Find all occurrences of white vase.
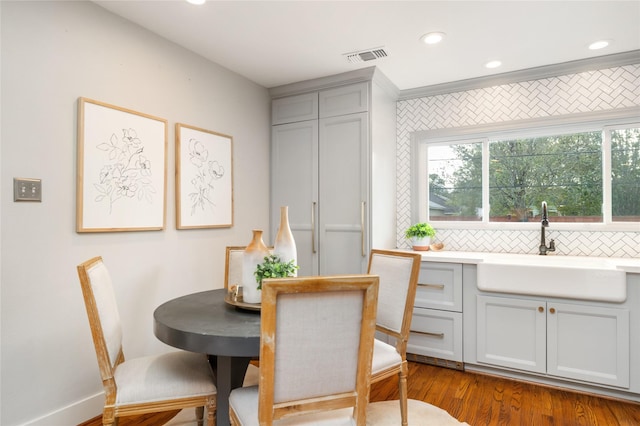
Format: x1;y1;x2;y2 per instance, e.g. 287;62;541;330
273;206;297;276
242;229;269;304
411;236;432;251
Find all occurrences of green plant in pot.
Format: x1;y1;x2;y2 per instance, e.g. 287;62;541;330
254;254;299;290
405;222;436;251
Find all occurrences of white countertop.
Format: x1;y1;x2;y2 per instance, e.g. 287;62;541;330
395;249;640;274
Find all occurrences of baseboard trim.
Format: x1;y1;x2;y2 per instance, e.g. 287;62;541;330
21;392;103;426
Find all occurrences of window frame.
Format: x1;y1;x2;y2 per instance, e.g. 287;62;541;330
411;108;640;232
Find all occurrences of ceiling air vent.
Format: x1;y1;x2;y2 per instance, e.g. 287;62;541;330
344;47;388;63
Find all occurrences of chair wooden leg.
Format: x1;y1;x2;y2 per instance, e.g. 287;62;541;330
399;361;409;426
196;406;204;426
207;397;216;426
102;408;116;426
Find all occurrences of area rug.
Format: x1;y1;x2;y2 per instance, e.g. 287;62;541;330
367;399;470;425
167;398;469;425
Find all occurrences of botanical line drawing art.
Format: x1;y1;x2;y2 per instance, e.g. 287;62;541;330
77;97;167;233
187;137;225;216
94;128;156;214
175;123;232;229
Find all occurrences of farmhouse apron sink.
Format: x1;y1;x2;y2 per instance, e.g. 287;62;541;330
476;254;627;302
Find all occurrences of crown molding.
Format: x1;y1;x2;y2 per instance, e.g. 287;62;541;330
399;50;640;101
269;67;376;99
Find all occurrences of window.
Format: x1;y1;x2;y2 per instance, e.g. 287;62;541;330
415;119;639;228
428;142;482;221
488;131;602;223
611;126;640;222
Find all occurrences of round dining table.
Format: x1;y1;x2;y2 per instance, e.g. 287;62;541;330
154;288;261;426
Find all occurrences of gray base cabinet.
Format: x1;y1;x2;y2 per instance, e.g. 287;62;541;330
475;290;631;389
464;266;640;401
407;262;464;367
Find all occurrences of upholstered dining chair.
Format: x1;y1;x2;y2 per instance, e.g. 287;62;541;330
77;256;217;426
228;274;380;425
367;249;421;426
224;246;246;289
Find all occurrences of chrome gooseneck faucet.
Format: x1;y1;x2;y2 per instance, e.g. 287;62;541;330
539;201;556;255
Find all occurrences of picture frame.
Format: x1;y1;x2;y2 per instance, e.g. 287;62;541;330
76;97;167;232
175;123;233;229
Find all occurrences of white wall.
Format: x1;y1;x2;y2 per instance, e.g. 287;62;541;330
0;2;271;425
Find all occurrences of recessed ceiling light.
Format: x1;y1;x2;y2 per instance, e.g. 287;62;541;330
186;0;206;5
485;60;502;69
588;40;611;50
420;32;446;45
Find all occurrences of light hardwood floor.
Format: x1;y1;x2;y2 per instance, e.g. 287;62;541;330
80;361;640;425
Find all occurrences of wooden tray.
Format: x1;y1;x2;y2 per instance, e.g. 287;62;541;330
224;292;261;312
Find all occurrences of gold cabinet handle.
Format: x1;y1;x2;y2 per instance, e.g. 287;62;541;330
418;283;445;289
549;307;556;314
412;330;445;338
538;306;544;313
361;201;366;257
311;202;317;254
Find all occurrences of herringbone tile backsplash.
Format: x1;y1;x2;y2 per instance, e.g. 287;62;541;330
405;229;640;258
396;64;640;258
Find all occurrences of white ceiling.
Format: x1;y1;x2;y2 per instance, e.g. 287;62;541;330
94;1;640;91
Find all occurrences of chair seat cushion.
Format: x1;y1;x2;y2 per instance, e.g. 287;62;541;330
114;351;216;405
229;386;355;425
243;363;260;387
371;338;402;376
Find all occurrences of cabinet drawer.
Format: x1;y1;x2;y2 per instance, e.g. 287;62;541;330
415;262;462;312
319;82;368;118
407;308;463;362
272;92;318;125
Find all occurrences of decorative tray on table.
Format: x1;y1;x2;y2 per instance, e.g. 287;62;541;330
224;290;261;311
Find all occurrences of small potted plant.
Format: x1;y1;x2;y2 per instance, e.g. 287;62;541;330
405;222;436;251
254;254;299;290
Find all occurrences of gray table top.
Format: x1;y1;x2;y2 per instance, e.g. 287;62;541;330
154;288;261;357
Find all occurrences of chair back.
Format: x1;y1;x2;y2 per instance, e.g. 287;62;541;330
258;275;379;424
224;246;246;289
77;256;123;391
367;250;421;352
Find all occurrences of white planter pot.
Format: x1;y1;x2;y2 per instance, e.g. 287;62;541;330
411;236;432;251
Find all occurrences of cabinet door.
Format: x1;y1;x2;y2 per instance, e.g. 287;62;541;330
272;93;318;125
271;120;319;276
318;112;369;275
477;295;546;373
319;82;368;118
547;302;630;388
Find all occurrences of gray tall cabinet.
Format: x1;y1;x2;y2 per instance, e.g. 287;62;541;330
270;68;397;276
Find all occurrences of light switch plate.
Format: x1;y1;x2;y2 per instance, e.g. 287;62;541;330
14;178;42;202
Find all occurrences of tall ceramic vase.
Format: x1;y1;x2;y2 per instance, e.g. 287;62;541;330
273;206;297;276
242;229;269;304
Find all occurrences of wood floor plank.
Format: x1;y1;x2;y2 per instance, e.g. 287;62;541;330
81;361;640;425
